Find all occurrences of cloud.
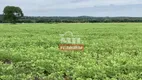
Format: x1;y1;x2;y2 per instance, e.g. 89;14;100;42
0;0;142;16
70;0;89;3
31;0;142;10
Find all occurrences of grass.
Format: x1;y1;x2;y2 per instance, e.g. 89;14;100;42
0;23;142;80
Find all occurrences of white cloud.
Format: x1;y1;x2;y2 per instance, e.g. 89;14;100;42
0;0;142;9
32;0;142;10
0;0;142;16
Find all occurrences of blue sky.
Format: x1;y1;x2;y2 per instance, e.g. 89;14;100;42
0;0;142;17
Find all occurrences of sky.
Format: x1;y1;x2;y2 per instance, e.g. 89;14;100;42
0;0;142;17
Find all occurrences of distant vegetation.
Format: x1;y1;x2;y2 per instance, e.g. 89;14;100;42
0;14;3;23
1;15;142;23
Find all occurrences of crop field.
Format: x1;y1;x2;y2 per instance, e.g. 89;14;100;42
0;23;142;80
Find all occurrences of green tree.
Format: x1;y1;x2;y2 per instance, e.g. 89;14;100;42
3;6;24;24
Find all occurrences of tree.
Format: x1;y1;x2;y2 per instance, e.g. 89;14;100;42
3;6;24;24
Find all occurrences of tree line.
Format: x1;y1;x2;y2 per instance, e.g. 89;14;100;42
1;16;142;23
21;16;142;23
1;6;142;23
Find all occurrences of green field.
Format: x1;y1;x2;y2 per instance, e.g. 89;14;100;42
0;23;142;80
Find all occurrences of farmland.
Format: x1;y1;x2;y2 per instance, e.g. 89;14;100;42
0;23;142;80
